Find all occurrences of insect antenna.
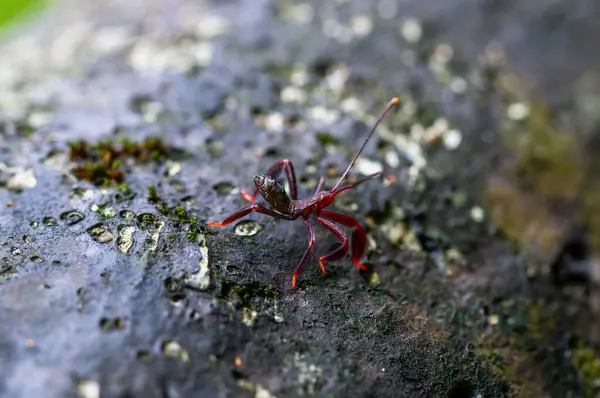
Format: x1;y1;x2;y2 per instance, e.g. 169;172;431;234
330;97;400;192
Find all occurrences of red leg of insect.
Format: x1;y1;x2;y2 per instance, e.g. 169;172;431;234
240;159;298;201
319;210;367;271
292;217;316;288
314;176;325;194
207;204;291;227
315;215;349;276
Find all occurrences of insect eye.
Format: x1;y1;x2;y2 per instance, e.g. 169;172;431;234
253;174;268;186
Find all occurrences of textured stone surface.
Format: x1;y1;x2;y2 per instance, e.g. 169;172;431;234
2;0;600;397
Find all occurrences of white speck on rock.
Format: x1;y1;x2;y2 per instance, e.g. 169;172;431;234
401;18;422;43
91;26;131;56
325;66;349;93
308;106;340;124
4;166;37;190
195;15;230;38
273;313;284;323
280;86;307;103
384;150;400;168
264;112;285;132
165;160;181;177
507;102;530;120
350;15;373;37
77;380;100;398
283;4;314;25
470;206;485;222
255;384;277;398
162;340;190;363
192;41;214;67
354;158;383;176
442;129;462;150
28;111;53;128
290;67;309;86
450;77;468;94
340;97;364;115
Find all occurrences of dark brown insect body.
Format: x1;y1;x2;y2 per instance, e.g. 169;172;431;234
207;97;400;287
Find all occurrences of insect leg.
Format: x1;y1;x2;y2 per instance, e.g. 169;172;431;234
319;210;367;271
315;215;349;276
240;159;298;201
313;176;325;194
292;217;316;288
207;204;289;227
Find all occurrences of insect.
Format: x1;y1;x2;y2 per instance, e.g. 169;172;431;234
207;97;400;287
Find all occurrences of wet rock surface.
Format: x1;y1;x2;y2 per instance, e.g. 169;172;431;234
2;0;600;397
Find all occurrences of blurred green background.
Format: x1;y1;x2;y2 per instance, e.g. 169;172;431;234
0;0;47;35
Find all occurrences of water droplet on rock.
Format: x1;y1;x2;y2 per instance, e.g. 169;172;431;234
43;216;57;226
136;349;154;363
136;213;164;250
70;187;94;202
116;224;135;253
213;181;235;195
87;223;114;243
165;160;181;177
99;317;125;331
183;234;210;290
113;189;136;202
164;277;181;292
0;263;13;277
169;293;187;307
234;220;263;236
119;209;135;220
136;213;163;233
91;202;117;219
161;339;189;362
60;210;85;226
205;138;223;158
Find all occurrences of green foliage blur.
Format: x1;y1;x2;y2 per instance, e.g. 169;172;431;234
0;0;47;35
